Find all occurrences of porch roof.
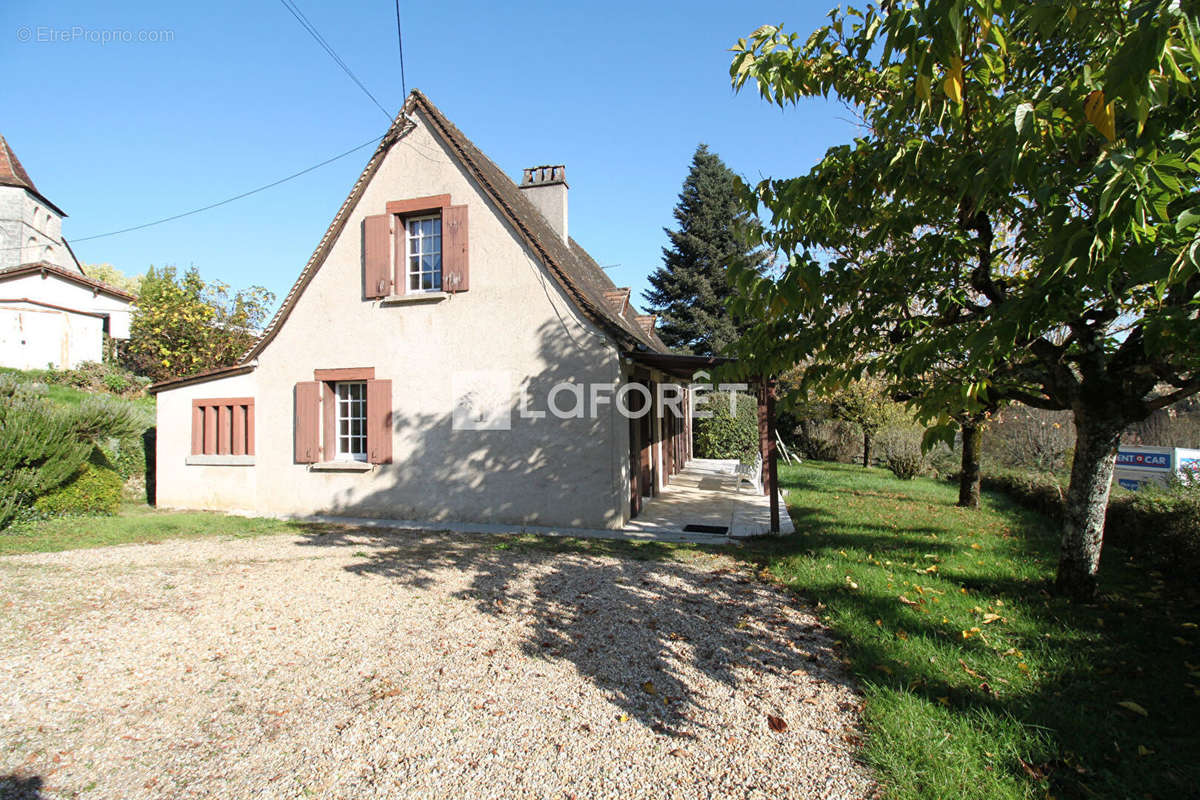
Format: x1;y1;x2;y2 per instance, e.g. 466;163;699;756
624;350;735;380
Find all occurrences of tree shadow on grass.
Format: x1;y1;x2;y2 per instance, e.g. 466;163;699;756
745;473;1200;799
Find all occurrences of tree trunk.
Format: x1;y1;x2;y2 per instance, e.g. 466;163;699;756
1055;412;1124;600
958;422;982;508
862;430;872;468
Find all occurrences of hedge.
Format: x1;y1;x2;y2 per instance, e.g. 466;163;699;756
978;469;1200;577
694;392;759;462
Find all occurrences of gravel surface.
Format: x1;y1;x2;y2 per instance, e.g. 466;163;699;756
0;529;873;799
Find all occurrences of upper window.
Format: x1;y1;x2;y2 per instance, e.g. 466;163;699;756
336;381;367;461
406;214;442;292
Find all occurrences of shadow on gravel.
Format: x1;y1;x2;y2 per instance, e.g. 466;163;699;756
0;774;44;799
296;529;854;736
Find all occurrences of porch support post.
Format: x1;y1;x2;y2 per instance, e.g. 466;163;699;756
756;378;768;494
766;378;780;533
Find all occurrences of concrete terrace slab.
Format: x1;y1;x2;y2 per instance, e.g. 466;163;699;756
625;458;794;539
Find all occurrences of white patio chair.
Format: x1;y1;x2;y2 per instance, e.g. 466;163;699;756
735;452;763;493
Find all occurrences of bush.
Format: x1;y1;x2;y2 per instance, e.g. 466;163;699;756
0;378;91;528
32;457;123;517
103;372;129;394
878;426;929;479
796;419;861;462
694;392;759;462
0;376;147;529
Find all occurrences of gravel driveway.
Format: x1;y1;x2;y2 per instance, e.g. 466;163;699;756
0;528;872;799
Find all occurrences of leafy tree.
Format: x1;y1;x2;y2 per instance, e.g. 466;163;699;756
830;377;906;468
729;2;1200;599
643;144;771;355
126;266;274;382
83;263;144;295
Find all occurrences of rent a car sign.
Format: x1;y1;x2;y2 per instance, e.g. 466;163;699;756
1113;446;1200;491
1116;451;1171;470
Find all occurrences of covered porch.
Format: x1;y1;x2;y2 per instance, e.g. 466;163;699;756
624;350;786;538
623;458;795;538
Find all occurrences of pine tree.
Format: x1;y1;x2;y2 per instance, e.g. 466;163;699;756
643;144;769;355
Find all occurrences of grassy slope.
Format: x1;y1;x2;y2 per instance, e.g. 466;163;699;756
742;462;1199;800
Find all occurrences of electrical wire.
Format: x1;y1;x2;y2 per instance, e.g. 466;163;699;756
0;134;386;249
394;0;407;98
277;0;393;120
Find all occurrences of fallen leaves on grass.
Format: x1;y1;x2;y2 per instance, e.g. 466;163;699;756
1117;700;1149;717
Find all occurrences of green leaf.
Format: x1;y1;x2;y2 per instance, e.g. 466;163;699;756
1014;103;1035;137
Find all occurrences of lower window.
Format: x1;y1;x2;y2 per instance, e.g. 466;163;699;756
336;381;367;461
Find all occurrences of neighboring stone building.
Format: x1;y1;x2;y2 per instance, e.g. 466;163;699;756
0;135;135;369
148;91;719;530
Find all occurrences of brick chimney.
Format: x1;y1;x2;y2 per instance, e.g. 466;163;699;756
519;165;568;245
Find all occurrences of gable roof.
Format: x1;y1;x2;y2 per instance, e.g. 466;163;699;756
0;135;67;217
242;90;667;364
0;261;136;302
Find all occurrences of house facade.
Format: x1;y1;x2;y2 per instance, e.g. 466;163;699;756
0;135;135;369
150;91;705;530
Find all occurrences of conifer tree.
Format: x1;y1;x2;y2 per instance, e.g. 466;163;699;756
643;145;769;355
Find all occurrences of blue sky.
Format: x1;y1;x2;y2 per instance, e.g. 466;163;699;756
1;0;856;312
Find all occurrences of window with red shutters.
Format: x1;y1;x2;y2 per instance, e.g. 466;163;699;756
191;398;255;457
362;197;469;299
295;370;392;465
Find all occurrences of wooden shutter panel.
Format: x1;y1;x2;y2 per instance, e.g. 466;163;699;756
363;214;392;298
322;382;337;463
442;204;469;292
366;379;392;464
294;381;321;463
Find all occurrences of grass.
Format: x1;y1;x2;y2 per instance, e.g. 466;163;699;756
0;366;156;415
0;502;304;556
738;461;1200;800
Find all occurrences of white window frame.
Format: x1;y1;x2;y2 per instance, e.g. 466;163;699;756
405;213;443;293
335;381;367;462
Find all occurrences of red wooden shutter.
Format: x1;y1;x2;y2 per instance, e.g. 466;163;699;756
322;382;337;463
191;405;204;455
363;214;392;299
294;381;321;463
366;379;392;464
442;204;469;292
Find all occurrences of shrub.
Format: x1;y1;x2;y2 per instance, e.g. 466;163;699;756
0;377;148;529
878;426;929;480
103;372;129;394
0;378;91;528
101;434;148;481
694;392;759;462
32;457;123;517
796;419;861;462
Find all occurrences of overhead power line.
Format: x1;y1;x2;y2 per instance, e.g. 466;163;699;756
394;0;407;98
277;0;393;120
27;134;386;247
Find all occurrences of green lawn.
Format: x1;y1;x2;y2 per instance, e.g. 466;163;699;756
0;503;304;556
741;461;1199;800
